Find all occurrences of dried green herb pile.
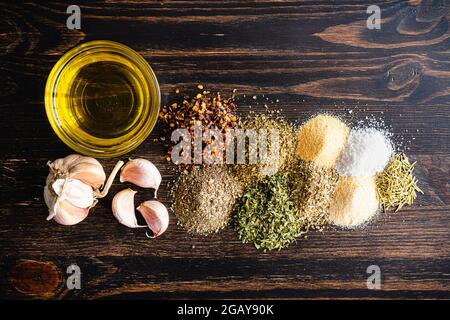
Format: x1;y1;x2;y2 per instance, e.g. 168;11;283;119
289;160;339;232
232;159;338;250
229;111;296;189
376;153;423;211
233;172;302;251
172;165;242;235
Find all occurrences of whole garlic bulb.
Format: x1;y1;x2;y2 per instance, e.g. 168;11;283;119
44;154;124;225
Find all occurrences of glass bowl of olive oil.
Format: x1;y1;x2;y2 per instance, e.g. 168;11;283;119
45;40;160;157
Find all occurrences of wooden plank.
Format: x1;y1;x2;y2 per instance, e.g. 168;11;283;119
1;256;448;299
0;0;449;299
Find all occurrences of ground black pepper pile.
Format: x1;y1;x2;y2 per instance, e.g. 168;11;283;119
172;165;242;235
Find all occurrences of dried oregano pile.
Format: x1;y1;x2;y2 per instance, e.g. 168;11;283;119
228;111;297;189
289;160;339;232
233;172;302;250
169;87;421;250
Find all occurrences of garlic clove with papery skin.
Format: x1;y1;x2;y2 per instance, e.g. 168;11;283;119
44;185;57;220
137;200;169;238
112;188;145;228
46;178;93;223
52;199;89;226
51;179;65;197
68;159;106;190
120;159;161;192
48;154;106;190
62;154;82;168
52;178;94;209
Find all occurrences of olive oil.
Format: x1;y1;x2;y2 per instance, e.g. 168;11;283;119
58;60;145;139
45;41;160;157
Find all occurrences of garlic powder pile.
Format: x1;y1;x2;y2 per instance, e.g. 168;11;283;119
296;114;349;168
329;176;379;228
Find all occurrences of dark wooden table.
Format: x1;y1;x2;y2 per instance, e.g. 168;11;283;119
1;1;449;300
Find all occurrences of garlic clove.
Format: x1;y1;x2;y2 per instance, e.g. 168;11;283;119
48;158;65;173
46;171;55;186
137;200;169;238
61;179;94;209
51;178;94;209
51;199;89;225
69;162;106;190
70;155;104;172
44;186;57;220
112;188;145;228
62;154;83;168
51;178;66;197
120;158;161;191
44;185;55;208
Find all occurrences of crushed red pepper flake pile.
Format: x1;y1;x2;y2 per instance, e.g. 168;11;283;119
159;85;239;163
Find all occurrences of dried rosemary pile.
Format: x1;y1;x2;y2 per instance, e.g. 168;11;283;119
172;165;242;235
233;172;302;251
376;153;423;211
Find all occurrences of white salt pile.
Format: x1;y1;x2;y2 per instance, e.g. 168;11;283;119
335;128;393;177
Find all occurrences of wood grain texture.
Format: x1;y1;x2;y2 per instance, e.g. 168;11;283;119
0;0;449;299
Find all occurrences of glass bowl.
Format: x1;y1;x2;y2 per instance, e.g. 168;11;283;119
45;40;160;158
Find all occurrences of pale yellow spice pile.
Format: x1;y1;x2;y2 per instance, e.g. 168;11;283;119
296;114;349;168
328;176;379;228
